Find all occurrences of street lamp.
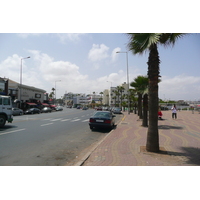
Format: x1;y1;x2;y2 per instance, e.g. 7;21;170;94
116;51;130;114
55;80;61;104
20;56;30;108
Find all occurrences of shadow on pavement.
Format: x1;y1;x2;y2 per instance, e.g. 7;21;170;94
158;125;183;130
157;147;200;165
91;125;117;133
181;147;200;165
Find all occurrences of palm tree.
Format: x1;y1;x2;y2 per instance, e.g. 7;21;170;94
99;92;103;105
127;33;186;152
130;76;148;120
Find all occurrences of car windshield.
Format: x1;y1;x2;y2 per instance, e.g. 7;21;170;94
94;112;111;118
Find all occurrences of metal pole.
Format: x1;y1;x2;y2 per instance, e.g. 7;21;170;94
116;51;130;114
20;56;30;108
126;52;130;114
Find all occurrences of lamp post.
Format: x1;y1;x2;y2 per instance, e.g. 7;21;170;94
20;56;30;108
116;51;130;114
55;80;61;104
107;81;112;106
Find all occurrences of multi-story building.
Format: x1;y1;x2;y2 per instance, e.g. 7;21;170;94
107;82;129;107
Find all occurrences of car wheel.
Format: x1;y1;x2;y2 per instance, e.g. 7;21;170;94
31;112;33;114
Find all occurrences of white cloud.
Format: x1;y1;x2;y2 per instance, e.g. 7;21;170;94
159;74;200;101
56;33;86;43
111;47;121;62
88;44;109;62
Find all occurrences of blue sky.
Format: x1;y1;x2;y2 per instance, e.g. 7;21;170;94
0;33;200;101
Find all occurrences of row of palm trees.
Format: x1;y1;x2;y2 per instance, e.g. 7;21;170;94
126;33;186;152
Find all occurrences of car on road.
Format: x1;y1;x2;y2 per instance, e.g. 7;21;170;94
89;111;116;131
113;107;122;114
24;108;41;114
41;107;52;113
12;108;23;116
55;106;63;111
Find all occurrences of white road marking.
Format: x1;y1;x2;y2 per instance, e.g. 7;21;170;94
42;118;53;121
41;123;53;126
71;119;81;122
61;119;71;122
0;129;26;136
82;119;89;122
50;118;63;121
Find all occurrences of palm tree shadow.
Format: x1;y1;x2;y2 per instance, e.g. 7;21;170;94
158;125;183;130
181;147;200;165
158;147;200;165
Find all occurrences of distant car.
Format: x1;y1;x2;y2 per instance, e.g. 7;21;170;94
113;107;122;114
12;108;23;116
89;111;116;131
82;107;88;110
96;107;102;111
55;106;63;111
24;108;41;114
41;107;52;113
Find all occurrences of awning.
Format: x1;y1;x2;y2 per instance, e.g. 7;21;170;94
42;103;49;106
49;105;56;107
26;103;37;105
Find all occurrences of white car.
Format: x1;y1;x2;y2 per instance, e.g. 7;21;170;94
12;108;23;116
55;106;63;111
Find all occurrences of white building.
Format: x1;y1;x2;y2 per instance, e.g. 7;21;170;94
107;82;129;107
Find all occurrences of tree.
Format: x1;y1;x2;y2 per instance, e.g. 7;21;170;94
127;33;186;152
130;76;148;120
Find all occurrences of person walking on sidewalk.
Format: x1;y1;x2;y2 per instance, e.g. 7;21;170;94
171;104;177;119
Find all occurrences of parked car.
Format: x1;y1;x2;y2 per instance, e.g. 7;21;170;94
24;108;41;114
12;108;23;116
89;111;116;131
113;107;122;114
41;107;52;113
55;106;63;111
96;107;102;111
82;107;88;110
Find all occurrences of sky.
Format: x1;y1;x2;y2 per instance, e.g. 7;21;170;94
0;33;199;101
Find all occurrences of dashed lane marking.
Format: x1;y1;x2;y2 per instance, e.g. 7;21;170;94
41;123;53;126
71;119;81;122
0;129;26;136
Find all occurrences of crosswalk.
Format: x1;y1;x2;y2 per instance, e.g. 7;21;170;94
42;117;89;122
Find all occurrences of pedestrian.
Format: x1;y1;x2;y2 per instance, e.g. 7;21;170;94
171;104;177;119
158;107;163;120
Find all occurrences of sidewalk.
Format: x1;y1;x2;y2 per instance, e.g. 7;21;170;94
79;110;200;166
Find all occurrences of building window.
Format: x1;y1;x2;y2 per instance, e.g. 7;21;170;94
35;94;41;98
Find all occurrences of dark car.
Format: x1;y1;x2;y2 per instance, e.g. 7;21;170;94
113;107;122;114
24;108;41;114
12;108;23;116
89;111;116;131
41;107;52;113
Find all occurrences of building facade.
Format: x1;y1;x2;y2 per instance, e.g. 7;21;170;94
108;82;129;107
0;77;46;107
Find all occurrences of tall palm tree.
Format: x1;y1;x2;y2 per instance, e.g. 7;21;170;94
127;33;186;152
130;76;148;120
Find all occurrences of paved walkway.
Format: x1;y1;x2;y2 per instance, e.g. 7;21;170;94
80;110;200;166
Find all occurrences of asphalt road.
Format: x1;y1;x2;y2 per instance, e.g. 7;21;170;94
0;108;122;166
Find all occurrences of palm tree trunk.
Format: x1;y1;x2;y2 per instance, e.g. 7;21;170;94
138;93;143;119
142;94;148;127
146;44;160;152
